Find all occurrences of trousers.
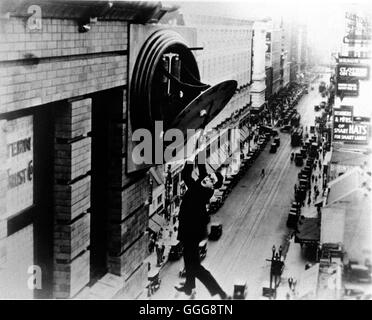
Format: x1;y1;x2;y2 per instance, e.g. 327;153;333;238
182;239;224;297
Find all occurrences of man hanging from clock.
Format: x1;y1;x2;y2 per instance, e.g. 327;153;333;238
174;152;230;300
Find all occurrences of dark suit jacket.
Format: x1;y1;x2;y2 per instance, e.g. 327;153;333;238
177;160;213;243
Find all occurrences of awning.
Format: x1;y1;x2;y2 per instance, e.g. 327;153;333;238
327;167;365;205
239;128;248;142
295;217;320;244
250;104;265;114
148;218;161;234
320;207;345;245
149;166;165;186
152;212;166;227
208;151;221;171
240;125;250;142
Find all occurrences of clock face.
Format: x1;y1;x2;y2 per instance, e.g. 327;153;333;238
128;28;238;171
167;80;237;155
130;29;203;134
171;80;238;135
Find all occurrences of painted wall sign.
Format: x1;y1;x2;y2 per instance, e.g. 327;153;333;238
338;56;370;64
333;106;369;144
5;116;34;218
337;64;370;80
336;80;359;97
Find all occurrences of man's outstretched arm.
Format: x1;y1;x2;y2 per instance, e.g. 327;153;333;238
196;152;208;180
182;160;195;189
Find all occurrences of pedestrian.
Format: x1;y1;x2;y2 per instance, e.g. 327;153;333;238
149;238;155;253
161;244;165;262
156;243;162;266
175;154;229;300
307;196;311;206
261;168;265;178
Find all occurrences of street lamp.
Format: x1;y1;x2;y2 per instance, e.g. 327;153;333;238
265;245;284;299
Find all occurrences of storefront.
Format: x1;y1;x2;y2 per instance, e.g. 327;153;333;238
0;105;55;298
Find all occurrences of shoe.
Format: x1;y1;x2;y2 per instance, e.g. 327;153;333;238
174;285;192;296
219;291;232;300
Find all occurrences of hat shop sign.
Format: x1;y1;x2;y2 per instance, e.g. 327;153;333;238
333;106;369;144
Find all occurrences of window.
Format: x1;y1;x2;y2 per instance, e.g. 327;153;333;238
157;194;163;205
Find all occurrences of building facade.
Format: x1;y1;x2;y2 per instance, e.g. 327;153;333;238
250;21;267;111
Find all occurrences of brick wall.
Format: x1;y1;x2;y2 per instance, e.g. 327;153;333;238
53;97;92;298
107;232;148;278
0;18;127;114
106;88;150;291
108;205;148;256
0;14;151;299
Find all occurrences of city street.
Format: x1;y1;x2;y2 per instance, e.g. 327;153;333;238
139;81;325;300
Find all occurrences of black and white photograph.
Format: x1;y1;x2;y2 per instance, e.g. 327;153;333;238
0;0;371;305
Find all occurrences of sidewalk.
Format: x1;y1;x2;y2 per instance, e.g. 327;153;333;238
276;142;329;299
276;237;308;299
301;149;327;218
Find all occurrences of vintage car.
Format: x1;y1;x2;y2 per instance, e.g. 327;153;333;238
233;280;247;299
269;142;277;153
209;222;223;241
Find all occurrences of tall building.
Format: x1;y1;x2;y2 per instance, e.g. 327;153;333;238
265;19;282;94
251;21;267;111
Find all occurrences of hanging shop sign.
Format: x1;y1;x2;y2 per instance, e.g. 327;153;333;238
333;106;369;144
338;56;370;64
336;79;359;97
336;64;370;81
5;116;34;218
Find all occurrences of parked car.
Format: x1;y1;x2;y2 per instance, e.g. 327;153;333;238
209;223;223;241
346;264;372;283
233;280;247;299
274;136;280;147
269;142;277;153
295;153;303;166
280;124;292;133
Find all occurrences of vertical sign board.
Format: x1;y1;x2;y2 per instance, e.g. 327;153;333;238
333;106;369;144
5;116;33;218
